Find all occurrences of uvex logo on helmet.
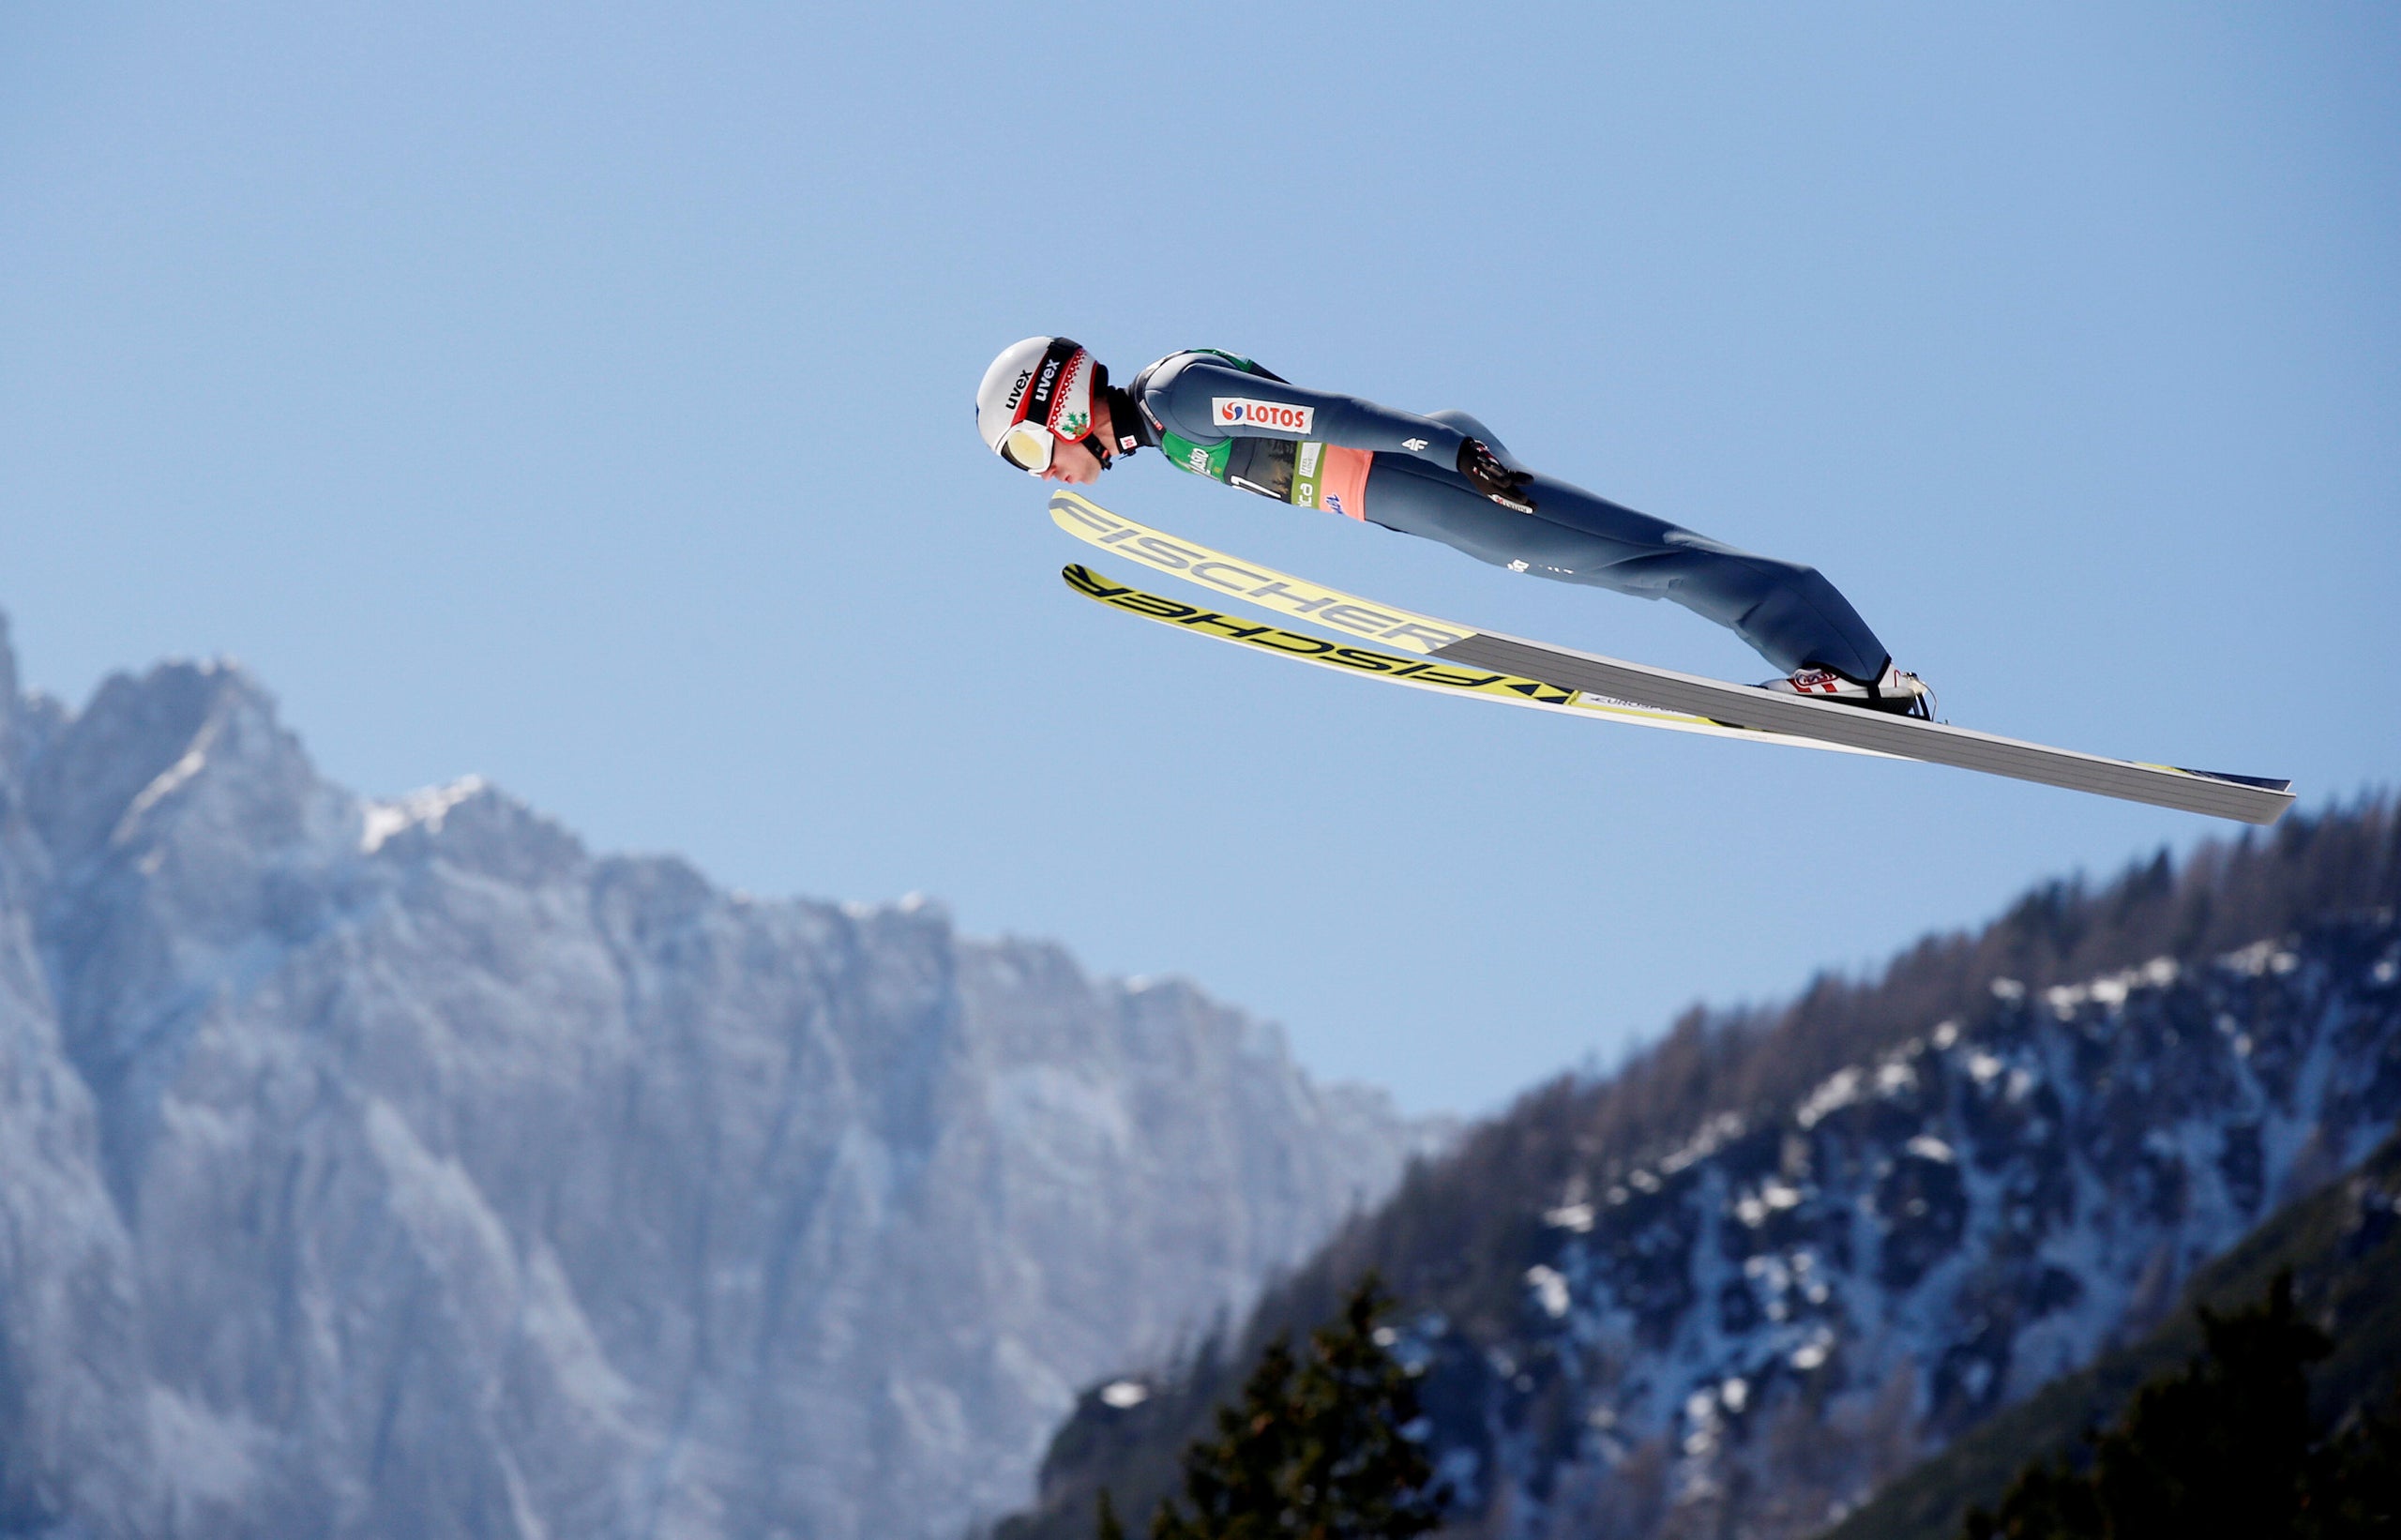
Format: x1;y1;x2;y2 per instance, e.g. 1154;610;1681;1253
1002;369;1034;413
1024;356;1065;420
1212;398;1315;433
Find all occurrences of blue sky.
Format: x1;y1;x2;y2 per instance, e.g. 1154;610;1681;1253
4;4;2394;1114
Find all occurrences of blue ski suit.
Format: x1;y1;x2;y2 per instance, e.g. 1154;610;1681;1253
1120;350;1892;681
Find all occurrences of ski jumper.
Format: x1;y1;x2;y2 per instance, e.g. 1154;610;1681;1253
1123;350;1892;681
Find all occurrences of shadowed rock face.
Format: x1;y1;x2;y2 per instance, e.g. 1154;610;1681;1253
0;616;1434;1540
1384;924;2401;1538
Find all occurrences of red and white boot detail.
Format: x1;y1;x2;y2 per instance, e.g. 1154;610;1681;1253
1761;661;1937;719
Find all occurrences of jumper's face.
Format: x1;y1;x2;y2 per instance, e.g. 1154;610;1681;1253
1037;435;1105;484
1019;392;1116;484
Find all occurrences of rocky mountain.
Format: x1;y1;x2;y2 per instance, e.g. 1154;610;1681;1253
0;614;1437;1540
1828;1121;2401;1540
1003;801;2401;1540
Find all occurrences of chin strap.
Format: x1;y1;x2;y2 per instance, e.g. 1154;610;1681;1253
1095;383;1150;467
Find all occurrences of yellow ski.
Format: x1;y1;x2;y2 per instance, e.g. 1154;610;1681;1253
1048;491;2295;824
1059;564;1886;754
1050;491;1886;754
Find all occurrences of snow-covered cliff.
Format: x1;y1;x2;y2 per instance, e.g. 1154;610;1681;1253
1404;914;2401;1536
0;615;1433;1540
1003;805;2400;1540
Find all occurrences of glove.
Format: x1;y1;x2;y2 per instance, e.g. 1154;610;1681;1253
1457;438;1536;513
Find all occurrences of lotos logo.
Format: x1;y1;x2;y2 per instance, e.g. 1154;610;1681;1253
1212;398;1315;434
1323;492;1347;518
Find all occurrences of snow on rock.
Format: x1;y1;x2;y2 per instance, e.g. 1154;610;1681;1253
358;775;488;852
0;618;1437;1540
1397;912;2401;1539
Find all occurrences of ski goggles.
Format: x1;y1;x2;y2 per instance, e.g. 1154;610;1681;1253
998;418;1067;475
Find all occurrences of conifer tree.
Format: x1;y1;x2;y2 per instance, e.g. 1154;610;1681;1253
1963;1272;2400;1538
2303;1379;2401;1540
1135;1274;1445;1539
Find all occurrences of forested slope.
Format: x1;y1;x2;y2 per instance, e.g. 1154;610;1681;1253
1001;796;2400;1540
1823;1125;2401;1540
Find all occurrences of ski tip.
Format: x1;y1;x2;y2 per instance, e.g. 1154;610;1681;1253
1061;563;1125;599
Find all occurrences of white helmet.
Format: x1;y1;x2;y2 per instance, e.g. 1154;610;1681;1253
975;336;1100;475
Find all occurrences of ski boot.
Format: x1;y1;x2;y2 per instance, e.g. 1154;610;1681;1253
1761;661;1937;720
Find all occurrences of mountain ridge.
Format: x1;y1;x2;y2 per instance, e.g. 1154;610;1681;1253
1000;796;2400;1539
0;614;1438;1540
